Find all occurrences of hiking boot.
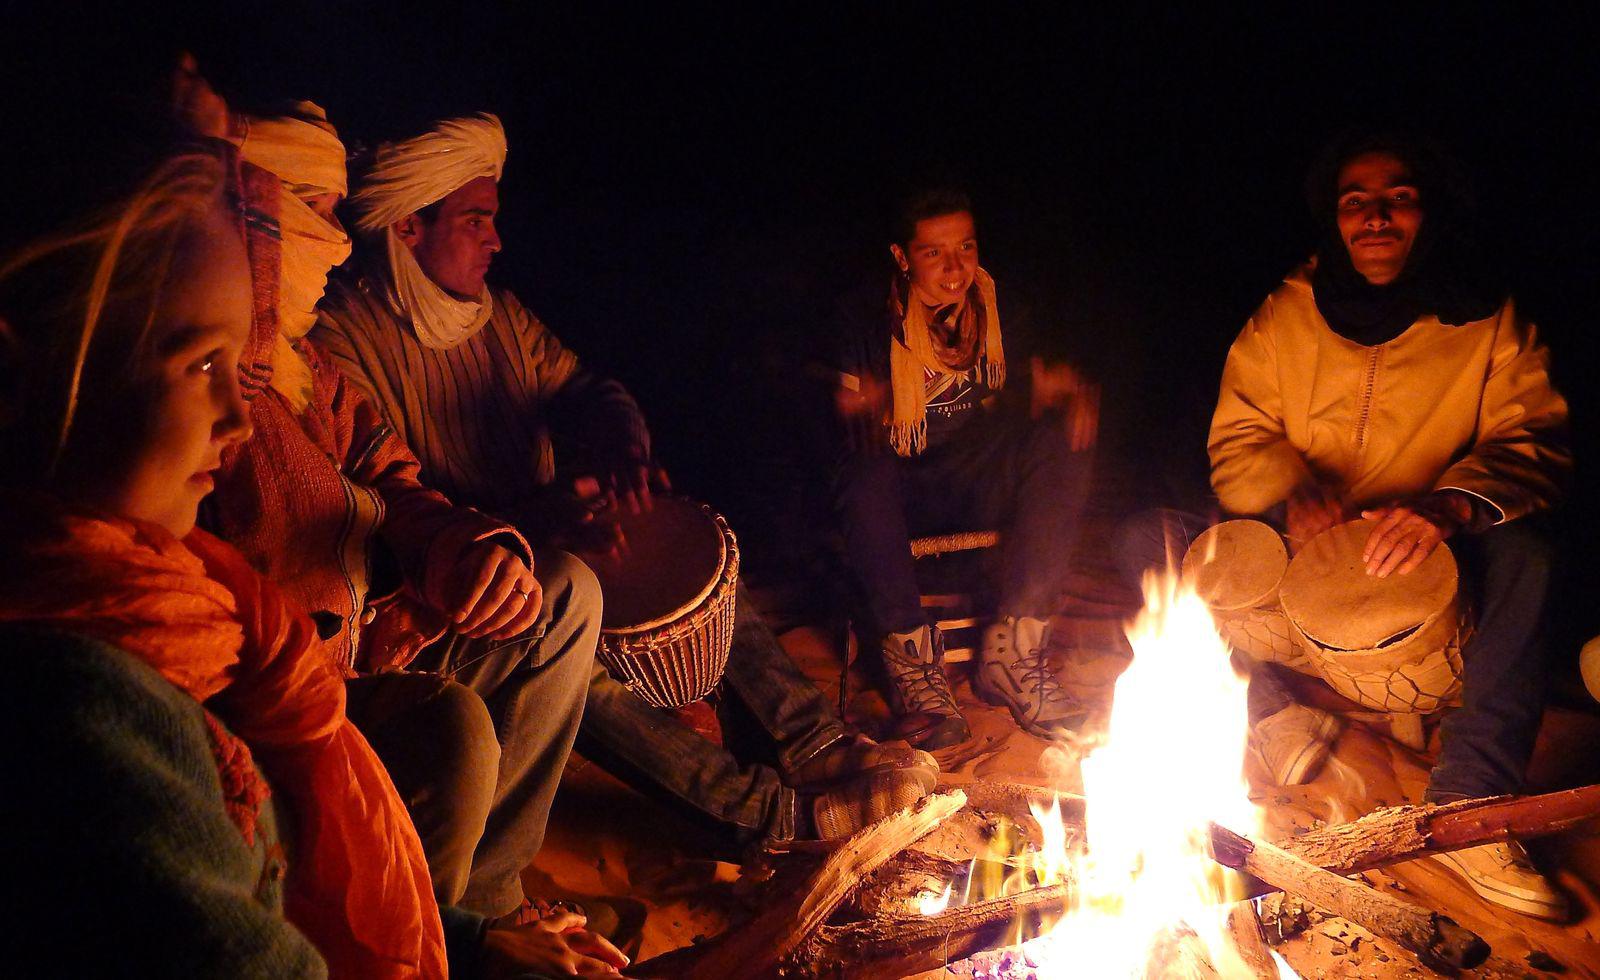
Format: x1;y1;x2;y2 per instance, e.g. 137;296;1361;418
1251;703;1339;785
974;616;1088;739
783;733;939;791
1431;841;1569;921
808;767;938;839
881;625;970;750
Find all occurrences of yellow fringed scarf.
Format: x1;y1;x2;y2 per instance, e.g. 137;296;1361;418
887;266;1004;455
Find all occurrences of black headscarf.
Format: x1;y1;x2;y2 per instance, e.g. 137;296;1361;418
1305;132;1504;346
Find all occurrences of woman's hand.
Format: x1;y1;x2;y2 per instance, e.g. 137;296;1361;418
436;542;542;639
481;910;630;979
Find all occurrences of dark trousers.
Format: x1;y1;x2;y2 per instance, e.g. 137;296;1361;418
348;550;601;917
577;583;847;848
834;412;1094;635
1115;508;1553;799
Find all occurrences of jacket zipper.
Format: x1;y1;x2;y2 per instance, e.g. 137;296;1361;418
1354;348;1379;451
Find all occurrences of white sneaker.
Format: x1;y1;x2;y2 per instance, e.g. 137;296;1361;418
1251;704;1339;786
1431;841;1569;921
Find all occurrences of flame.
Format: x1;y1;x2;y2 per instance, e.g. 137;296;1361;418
1270;949;1303;979
918;881;953;916
925;571;1265;976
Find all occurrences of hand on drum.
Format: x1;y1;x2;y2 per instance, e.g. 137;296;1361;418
441;542;543;639
602;461;671;515
1285;480;1344;554
1360;493;1472;578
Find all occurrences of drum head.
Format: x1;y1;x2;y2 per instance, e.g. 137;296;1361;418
1280;519;1457;650
1181;520;1287;611
582;497;727;631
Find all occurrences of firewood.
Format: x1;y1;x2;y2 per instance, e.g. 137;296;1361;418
1277;785;1600;875
632;791;966;979
1210;823;1489;971
1224;900;1277;978
803;881;1074;979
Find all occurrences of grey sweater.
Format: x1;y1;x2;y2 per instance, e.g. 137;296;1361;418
1;626;327;977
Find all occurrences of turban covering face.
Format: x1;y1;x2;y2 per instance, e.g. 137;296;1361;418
348;113;507;350
240;103;352;411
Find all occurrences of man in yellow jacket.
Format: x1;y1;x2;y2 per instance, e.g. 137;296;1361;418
1128;134;1571;919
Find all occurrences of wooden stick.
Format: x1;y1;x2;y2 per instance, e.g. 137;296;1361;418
1278;785;1600;875
1224;900;1277;979
633;791;966;979
1210;823;1489;971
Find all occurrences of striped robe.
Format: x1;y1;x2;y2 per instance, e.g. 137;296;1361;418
311;276;650;536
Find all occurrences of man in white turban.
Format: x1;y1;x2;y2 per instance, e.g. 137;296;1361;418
179;91;616;968
315;115;937;851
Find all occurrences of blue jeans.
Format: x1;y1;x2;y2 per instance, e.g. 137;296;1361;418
1115;508;1554;799
834;411;1095;635
577;583;847;849
351;550;601;916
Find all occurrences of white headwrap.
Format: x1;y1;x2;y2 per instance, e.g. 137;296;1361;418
348;113;508;350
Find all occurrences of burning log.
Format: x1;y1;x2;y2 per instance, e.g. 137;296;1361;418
1209;823;1489;971
803;881;1074;980
1278;784;1600;875
633;791;966;979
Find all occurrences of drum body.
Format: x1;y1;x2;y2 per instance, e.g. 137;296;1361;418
1181;520;1308;670
1279;520;1466;713
582;498;739;708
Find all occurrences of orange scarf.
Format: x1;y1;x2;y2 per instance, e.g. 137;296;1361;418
0;501;446;979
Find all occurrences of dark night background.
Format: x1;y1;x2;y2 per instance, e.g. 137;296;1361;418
4;5;1598;654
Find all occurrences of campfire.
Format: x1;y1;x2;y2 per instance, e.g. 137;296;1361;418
638;572;1600;979
1020;573;1262;976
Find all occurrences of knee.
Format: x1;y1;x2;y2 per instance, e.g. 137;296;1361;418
1470;520;1555;587
834;452;900;507
421;682;501;802
535;549;603;623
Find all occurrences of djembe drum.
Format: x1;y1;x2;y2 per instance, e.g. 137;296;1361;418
1278;519;1466;714
1181;519;1310;671
580;497;739;709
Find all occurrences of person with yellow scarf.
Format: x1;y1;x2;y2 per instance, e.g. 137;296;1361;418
834;186;1099;747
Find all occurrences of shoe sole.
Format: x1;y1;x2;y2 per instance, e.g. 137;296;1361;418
908;715;972;750
1432;853;1570;921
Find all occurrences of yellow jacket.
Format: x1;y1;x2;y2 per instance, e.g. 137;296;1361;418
1208;264;1569;523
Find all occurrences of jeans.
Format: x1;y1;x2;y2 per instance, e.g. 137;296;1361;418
348;550;601;916
1427;520;1553;800
834;411;1095;635
577;583;847;849
1116;508;1554;799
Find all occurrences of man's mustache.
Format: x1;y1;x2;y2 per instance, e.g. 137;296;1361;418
1352;230;1402;243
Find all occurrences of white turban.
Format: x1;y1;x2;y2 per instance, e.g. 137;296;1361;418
347;113;507;349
